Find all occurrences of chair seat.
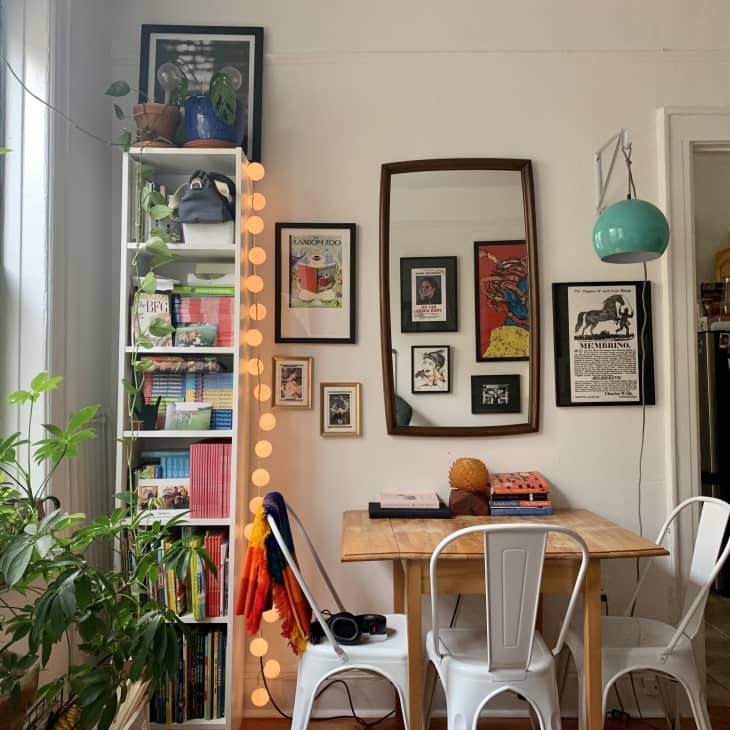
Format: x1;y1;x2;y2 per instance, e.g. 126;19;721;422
304;613;408;662
426;627;555;680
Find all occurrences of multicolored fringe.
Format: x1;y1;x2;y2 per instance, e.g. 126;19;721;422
235;492;311;655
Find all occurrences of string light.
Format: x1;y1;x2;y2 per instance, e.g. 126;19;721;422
249;303;267;320
249;637;269;657
251;468;270;488
246;358;264;376
244;215;265;235
253;384;271;402
251;687;270;707
244;328;263;347
249;495;263;514
243;523;254;540
259;412;276;431
263;659;281;679
254;440;273;458
245;162;265;182
248;247;267;266
245;274;264;293
262;607;279;623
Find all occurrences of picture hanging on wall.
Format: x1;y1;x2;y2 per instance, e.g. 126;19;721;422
139;24;264;160
272;355;313;408
474;240;529;361
470;374;521;414
321;383;361;436
552;281;656;407
275;223;357;343
400;256;458;333
411;346;450;393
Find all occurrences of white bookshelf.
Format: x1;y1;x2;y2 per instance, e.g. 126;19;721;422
115;148;249;730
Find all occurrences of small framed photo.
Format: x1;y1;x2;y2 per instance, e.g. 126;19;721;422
321;383;361;436
400;256;458;333
474;240;529;361
411;346;450;393
471;374;521;414
272;356;312;408
275;223;357;343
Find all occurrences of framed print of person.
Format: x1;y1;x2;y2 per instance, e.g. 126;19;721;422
272;356;312;408
320;383;361;436
411;346;450;393
400;256;458;333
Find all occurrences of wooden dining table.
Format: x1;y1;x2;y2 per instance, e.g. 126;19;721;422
340;508;668;730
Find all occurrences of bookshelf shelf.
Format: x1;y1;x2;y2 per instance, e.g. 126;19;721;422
116;148;249;730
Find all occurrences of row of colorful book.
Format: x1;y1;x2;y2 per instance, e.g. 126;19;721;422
488;471;553;516
149;626;227;723
135;441;231;519
171;288;234;347
142;371;233;431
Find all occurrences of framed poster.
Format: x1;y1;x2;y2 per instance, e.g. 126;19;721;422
552;281;656;407
470;374;521;414
474;240;529;361
275;223;357;343
411;346;450;393
400;256;458;333
321;383;361;436
139;24;264;160
272;356;313;408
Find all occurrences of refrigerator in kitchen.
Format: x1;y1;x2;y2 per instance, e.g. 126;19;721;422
698;328;730;595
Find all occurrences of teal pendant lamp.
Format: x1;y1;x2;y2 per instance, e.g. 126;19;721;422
592;129;670;263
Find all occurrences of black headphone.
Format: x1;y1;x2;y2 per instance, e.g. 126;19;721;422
310;612;387;645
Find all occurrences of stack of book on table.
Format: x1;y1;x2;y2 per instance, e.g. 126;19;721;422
379;492;441;509
488;471;553;516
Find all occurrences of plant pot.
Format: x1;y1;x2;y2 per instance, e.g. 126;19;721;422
182;95;244;148
132;103;180;146
0;663;39;730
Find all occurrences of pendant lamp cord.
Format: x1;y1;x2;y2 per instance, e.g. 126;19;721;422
622;142;638;201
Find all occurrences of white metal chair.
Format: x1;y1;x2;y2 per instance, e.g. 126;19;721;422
426;523;589;730
564;496;730;730
266;507;409;730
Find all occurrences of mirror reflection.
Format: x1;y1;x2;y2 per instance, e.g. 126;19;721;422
379;159;540;436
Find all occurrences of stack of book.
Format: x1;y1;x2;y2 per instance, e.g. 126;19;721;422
488;471;553;516
203;529;229;619
149;626;227;723
379;492;441;509
189;440;231;519
171;286;234;347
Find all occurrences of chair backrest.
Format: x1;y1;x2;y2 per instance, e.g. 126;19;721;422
429;523;588;676
266;505;350;660
624;496;730;655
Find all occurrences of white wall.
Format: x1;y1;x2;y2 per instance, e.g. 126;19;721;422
105;0;730;715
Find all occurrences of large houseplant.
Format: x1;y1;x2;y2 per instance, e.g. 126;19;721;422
0;373;209;730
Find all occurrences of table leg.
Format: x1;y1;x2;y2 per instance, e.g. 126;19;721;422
405;559;424;730
393;559;405;614
583;559;603;730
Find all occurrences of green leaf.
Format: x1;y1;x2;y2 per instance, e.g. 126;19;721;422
149;204;173;221
148;319;175;337
134;359;155;372
137;162;158;178
67;404;99;433
3;541;33;587
7;389;31;405
113;104;125;120
140;271;157;293
35;534;53;557
209;72;236;124
142;190;166;210
117;129;132;152
105;80;131;97
0;147;11;154
31;372;63;392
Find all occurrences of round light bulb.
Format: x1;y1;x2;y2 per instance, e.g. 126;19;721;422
255;440;273;458
259;412;277;431
249;303;267;321
263;659;281;679
249;495;263;514
244;215;265;235
245;274;264;293
262;607;279;623
246;358;264;376
246;162;265;182
251;687;270;707
250;637;269;657
252;468;270;487
248;246;267;265
243;522;254;540
254;384;272;401
244;328;263;347
251;192;266;210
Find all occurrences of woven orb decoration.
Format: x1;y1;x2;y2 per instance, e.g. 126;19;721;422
448;457;489;493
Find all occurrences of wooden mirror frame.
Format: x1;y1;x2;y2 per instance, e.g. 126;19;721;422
379;158;540;437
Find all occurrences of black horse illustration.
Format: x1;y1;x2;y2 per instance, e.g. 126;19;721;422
574;294;626;336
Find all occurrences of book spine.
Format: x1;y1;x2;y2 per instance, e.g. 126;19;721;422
489;507;554;516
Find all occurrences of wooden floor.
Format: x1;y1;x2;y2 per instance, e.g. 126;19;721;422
240;708;730;730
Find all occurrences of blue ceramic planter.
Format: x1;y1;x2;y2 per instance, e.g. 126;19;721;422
183;95;244;145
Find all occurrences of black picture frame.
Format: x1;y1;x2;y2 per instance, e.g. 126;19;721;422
552;281;656;407
275;223;357;344
139;24;264;161
470;374;521;414
411;345;451;394
400;256;458;333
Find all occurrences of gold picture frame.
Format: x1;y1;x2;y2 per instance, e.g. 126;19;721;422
272;356;313;408
320;382;361;436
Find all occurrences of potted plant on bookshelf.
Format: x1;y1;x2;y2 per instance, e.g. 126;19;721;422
107;62;242;149
0;373;211;730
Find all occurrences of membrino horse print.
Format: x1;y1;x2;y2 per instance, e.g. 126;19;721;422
574;293;634;340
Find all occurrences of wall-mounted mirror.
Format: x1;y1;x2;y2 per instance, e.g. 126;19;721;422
379;158;539;436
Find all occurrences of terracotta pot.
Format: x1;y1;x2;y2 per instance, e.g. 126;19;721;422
0;663;39;730
132;103;180;145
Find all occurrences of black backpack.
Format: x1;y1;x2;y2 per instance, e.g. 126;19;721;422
177;170;236;224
